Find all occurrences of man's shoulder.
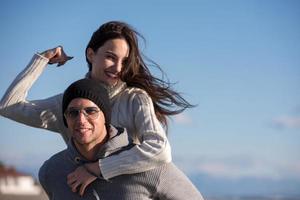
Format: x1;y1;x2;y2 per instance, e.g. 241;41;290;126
38;149;68;186
39;149;68;174
47;148;67;162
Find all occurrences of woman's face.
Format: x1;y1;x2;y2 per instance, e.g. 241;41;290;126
87;38;129;86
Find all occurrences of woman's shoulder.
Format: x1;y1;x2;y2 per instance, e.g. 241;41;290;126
122;86;150;99
120;87;154;109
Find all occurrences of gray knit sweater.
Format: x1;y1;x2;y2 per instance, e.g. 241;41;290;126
39;126;204;200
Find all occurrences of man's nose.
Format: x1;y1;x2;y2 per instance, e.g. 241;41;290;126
75;112;88;123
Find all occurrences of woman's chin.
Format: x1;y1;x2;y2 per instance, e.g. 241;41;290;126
106;79;119;87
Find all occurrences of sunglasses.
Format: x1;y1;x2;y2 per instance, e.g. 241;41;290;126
64;107;100;120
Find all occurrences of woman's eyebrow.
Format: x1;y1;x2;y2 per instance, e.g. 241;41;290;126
105;51;128;60
105;51;116;57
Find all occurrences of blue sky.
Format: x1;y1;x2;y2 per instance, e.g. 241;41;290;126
0;0;299;195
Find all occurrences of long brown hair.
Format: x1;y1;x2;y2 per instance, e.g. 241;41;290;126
85;21;194;128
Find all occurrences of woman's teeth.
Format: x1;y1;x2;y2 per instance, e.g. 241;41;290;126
106;71;118;78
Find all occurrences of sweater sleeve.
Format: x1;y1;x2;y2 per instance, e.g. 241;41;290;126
0;54;68;141
99;90;172;179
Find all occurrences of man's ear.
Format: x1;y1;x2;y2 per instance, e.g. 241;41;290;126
86;48;95;63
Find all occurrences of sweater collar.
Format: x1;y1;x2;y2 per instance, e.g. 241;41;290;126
67;125;130;165
84;72;127;100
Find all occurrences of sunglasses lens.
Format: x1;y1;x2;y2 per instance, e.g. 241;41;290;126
84;108;99;116
65;107;100;120
67;109;80;119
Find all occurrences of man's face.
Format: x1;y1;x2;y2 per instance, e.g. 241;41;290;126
65;98;107;150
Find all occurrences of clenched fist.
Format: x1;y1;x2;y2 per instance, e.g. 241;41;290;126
41;46;73;67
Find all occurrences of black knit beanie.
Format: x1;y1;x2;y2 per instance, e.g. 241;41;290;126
62;79;111;131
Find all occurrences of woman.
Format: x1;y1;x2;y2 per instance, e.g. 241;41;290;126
0;21;194;195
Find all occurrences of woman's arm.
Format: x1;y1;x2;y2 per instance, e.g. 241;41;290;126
0;47;72;140
99;89;172;179
67;165;97;196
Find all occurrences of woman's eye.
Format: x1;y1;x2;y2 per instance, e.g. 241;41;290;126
106;54;115;60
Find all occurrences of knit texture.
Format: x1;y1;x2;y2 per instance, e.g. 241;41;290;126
39;127;204;200
0;54;172;179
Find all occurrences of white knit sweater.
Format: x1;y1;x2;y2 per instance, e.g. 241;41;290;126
0;54;172;179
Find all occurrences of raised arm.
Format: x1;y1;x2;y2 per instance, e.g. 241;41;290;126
0;47;72;140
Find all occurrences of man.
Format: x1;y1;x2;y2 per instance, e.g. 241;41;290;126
39;79;204;200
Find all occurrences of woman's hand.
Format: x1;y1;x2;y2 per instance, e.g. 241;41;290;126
40;46;73;67
67;166;97;196
84;162;101;177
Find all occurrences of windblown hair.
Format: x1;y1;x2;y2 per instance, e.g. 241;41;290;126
85;21;194;128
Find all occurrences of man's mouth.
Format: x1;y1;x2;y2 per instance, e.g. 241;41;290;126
75;127;91;133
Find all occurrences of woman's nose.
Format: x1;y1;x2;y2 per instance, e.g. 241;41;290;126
114;60;123;72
